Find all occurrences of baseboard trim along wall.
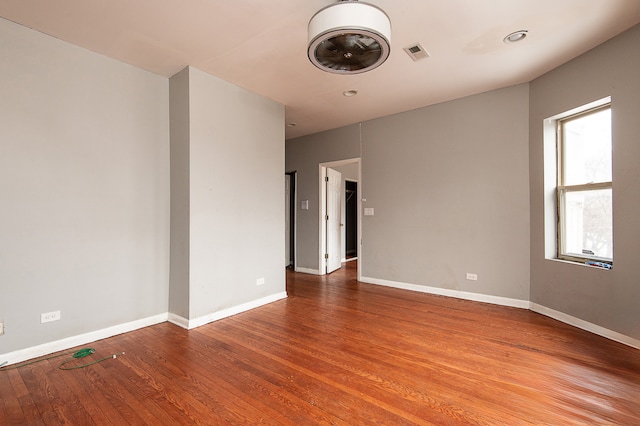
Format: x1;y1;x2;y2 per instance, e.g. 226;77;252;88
0;313;169;366
360;276;530;309
530;303;640;350
3;292;288;366
4;288;636;366
360;275;639;350
169;291;288;330
295;267;321;275
167;312;189;329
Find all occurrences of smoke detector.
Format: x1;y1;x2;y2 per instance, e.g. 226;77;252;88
308;1;391;74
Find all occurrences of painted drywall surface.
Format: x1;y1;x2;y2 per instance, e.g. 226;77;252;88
0;18;170;352
361;85;530;300
169;67;191;319
285;126;361;271
529;25;640;339
187;67;285;319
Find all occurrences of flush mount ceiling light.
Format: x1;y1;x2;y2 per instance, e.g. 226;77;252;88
308;0;391;74
503;30;528;44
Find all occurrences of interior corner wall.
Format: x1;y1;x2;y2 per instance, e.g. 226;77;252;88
529;24;640;340
286;126;361;272
0;17;170;354
169;67;191;319
173;67;286;321
361;85;531;301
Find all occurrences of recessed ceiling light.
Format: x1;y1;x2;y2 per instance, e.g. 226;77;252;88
343;90;358;97
503;30;528;44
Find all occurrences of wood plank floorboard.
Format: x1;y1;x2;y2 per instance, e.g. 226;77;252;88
1;261;639;424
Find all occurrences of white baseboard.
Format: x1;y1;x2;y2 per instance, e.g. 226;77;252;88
0;313;168;366
360;276;639;350
530;303;640;350
295;267;321;275
360;276;531;309
172;291;288;330
2;292;289;366
4;288;634;368
167;312;189;329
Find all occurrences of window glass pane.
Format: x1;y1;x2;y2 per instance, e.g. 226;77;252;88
563;188;612;259
563;108;612;185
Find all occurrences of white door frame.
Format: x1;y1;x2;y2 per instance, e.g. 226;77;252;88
318;158;362;281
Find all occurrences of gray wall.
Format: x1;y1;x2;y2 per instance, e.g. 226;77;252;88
361;85;531;300
286;126;361;271
0;17;285;356
172;67;286;321
529;24;640;340
169;67;191;319
0;18;170;353
287;85;530;302
287;25;640;342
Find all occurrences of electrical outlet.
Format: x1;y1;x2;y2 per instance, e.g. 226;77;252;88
41;311;61;323
466;273;478;281
0;322;4;336
256;277;265;286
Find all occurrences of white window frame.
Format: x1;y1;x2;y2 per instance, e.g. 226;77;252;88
556;103;612;265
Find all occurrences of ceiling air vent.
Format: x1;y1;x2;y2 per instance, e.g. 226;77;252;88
403;43;429;61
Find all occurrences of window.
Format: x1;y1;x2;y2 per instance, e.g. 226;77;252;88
556;104;612;265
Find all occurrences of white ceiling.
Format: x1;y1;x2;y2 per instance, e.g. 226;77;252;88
1;1;639;139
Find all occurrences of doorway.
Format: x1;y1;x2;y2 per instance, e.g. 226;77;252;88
345;180;358;260
285;171;296;269
319;158;361;279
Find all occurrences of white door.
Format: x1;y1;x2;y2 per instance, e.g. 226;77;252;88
326;168;342;273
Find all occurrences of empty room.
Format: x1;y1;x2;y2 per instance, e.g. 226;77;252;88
1;1;639;424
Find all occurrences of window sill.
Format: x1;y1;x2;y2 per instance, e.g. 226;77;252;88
549;257;613;270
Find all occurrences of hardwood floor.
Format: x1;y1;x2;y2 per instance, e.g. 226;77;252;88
2;262;639;424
